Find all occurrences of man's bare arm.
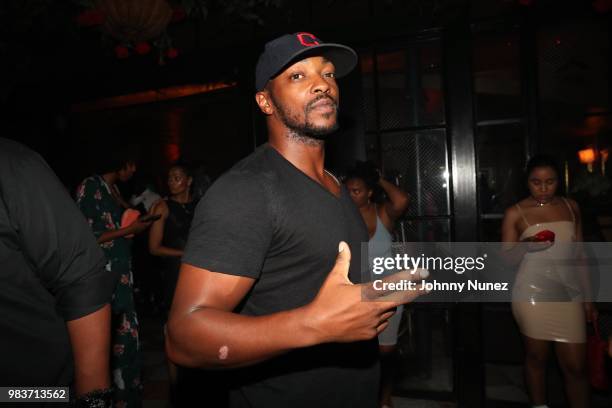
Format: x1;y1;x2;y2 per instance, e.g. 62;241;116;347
66;304;111;396
166;242;425;369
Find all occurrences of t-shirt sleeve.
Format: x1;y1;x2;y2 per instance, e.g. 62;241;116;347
182;170;274;279
1;145;115;321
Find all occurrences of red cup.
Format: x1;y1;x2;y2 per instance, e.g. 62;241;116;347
533;229;555;243
121;209;141;239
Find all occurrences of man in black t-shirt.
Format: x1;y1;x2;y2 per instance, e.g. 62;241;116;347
166;33;426;408
0;138;117;406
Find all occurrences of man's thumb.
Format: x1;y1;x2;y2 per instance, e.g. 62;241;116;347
332;241;352;284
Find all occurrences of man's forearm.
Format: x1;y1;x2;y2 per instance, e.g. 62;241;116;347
166;305;319;369
66;304;111;396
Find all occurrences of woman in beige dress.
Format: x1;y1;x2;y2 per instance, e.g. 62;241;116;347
501;155;597;408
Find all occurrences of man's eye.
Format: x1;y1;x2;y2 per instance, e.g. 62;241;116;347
324;72;336;78
291;73;304;80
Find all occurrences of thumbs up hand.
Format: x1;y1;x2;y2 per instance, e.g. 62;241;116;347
301;242;428;344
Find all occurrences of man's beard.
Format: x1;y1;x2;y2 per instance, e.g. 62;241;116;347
270;93;339;145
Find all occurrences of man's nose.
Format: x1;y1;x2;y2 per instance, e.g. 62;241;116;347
312;75;330;94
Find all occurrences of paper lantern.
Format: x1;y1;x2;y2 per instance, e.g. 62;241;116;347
96;0;173;43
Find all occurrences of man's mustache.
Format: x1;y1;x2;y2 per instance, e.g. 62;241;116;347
305;94;338;112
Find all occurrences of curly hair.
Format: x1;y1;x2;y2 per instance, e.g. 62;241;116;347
169;160;193;178
524;154;565;195
525;155;561;180
95;144;140;175
345;161;385;203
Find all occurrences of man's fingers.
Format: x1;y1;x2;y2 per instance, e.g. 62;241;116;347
376;320;390;334
362;269;429;300
385;269;429;284
378;285;429;305
364;283;429;309
379;309;396;322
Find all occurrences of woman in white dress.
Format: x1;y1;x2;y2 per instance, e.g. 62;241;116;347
501;155;597;408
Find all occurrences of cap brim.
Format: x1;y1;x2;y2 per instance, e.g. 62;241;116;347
270;43;358;82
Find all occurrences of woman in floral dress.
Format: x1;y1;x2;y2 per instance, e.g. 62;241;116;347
76;152;153;408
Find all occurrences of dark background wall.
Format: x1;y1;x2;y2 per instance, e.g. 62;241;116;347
2;0;379;191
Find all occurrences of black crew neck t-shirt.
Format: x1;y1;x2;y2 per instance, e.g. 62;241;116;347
0;138;115;389
183;144;379;408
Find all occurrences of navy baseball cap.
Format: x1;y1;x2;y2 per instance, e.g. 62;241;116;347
255;32;358;91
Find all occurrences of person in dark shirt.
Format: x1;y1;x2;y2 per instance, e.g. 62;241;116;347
149;163;196;315
148;163;199;406
0;138;116;407
165;33;427;408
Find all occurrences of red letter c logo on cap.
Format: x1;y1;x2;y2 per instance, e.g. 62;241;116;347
297;33;320;47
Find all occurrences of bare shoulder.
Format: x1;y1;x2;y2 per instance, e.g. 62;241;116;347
501;203;527;241
151;199;169;215
503;203;521;221
565;197;581;212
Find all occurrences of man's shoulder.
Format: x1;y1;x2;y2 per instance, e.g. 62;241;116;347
0;138;41;166
212;145;280;190
0;137;29;155
0;139;53;184
231;144;278;172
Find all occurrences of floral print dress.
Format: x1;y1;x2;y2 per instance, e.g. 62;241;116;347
76;175;142;408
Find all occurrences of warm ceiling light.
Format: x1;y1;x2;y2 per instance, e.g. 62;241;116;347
578;148;596;164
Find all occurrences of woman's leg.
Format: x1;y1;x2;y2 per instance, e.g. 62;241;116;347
111;310;142;408
522;336;550;406
378;305;404;408
379;345;398;408
554;341;589;408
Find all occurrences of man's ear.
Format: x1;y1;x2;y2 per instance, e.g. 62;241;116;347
255;91;273;115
